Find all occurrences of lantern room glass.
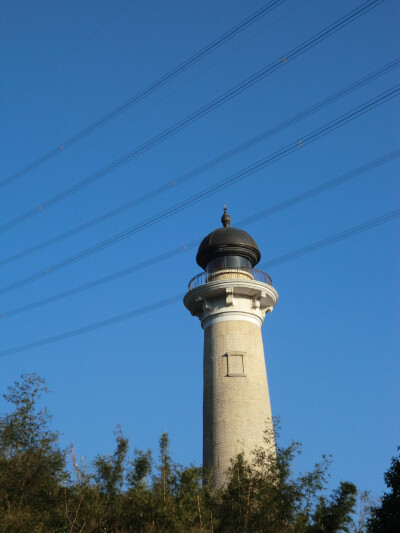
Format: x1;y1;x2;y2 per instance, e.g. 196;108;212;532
206;256;252;271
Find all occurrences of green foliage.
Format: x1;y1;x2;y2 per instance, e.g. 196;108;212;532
0;374;374;532
217;435;353;533
367;448;400;533
127;448;152;490
310;482;357;533
0;373;67;532
94;425;129;495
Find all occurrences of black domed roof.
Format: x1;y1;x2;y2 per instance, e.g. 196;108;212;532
196;208;261;270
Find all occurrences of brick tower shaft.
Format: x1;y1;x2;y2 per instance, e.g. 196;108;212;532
203;318;273;487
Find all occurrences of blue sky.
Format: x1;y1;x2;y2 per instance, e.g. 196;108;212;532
0;0;399;500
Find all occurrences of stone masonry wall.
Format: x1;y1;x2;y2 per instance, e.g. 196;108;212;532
203;319;273;489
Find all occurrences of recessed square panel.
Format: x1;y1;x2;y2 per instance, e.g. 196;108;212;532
225;352;246;377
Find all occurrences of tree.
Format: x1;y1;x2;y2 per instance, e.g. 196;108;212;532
94;425;129;496
0;373;67;531
216;428;357;533
310;482;357;533
367;447;400;533
0;375;361;532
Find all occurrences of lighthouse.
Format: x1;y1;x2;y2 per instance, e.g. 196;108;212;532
184;208;279;488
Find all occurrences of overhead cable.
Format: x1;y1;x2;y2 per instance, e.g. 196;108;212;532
0;0;285;188
1;207;398;357
2;0;138;109
1;148;399;319
0;85;398;295
259;208;400;269
0;82;398;297
0;0;385;226
2;57;398;266
0;0;309;210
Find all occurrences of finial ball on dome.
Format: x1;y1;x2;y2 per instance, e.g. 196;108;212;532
221;206;231;227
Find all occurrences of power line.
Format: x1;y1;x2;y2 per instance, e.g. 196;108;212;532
2;57;398;266
237;149;400;228
1;148;398;319
0;84;398;296
0;293;187;358
0;0;309;209
0;0;385;226
0;0;285;188
0;240;200;319
259;208;400;269
1;0;137;109
1;207;398;357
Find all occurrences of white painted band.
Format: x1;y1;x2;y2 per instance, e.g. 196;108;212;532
202;311;262;329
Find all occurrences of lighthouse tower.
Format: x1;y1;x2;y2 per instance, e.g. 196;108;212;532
184;208;278;488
